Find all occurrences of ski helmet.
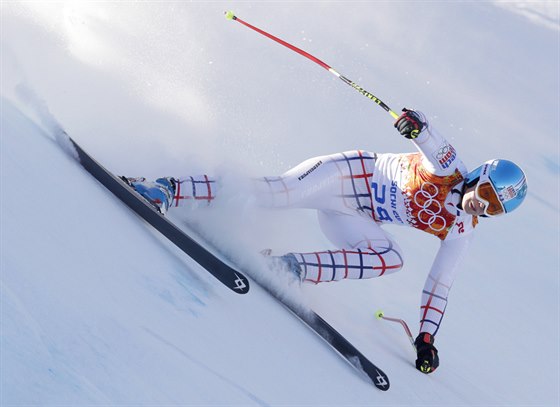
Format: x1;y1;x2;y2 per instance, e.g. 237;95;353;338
464;159;528;217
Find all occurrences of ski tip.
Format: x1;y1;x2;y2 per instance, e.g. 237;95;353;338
375;309;384;320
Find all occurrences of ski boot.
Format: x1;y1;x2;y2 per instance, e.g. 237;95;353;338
261;250;303;282
120;176;177;215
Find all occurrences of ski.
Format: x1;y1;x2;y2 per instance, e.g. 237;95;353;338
168;213;390;390
283;304;390;390
66;135;250;294
170;222;390;390
65;135;389;390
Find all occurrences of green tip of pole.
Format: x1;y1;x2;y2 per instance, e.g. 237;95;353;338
224;10;236;21
375;310;384;320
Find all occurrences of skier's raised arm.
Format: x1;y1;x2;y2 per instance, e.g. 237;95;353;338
395;108;463;177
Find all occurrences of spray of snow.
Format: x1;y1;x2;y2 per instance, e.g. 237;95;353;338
14;83;77;160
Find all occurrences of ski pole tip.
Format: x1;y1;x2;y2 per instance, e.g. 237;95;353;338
224;10;236;21
375;309;384;319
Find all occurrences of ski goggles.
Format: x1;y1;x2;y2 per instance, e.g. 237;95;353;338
474;181;505;216
470;161;506;217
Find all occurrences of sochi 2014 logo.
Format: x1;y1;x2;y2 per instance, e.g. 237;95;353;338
413;182;446;232
433;143;457;169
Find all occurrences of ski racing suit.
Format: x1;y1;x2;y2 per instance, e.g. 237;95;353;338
166;118;477;337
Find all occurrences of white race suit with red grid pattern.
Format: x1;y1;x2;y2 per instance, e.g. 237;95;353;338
168;117;477;337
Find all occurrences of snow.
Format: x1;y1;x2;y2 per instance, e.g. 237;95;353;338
1;2;559;406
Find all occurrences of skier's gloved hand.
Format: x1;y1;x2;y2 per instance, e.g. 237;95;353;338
394;108;425;139
414;332;439;374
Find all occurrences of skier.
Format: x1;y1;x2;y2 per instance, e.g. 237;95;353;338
124;109;528;374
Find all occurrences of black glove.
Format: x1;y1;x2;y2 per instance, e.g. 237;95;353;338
394;108;425;139
414;332;439;374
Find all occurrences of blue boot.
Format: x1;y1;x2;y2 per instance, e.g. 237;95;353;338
280;253;304;281
121;176;176;214
263;252;303;282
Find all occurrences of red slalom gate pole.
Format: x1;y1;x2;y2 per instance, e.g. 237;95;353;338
224;11;399;120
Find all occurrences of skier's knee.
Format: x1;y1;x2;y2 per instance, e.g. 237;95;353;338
363;245;404;277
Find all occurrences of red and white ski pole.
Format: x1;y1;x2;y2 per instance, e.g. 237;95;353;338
224;11;399;120
375;310;416;351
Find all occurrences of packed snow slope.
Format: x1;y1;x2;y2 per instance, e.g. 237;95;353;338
2;2;559;406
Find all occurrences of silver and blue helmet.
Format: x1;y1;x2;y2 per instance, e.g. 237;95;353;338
464;159;528;216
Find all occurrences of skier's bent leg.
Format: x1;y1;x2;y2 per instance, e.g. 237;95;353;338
288;245;403;283
284;210;404;283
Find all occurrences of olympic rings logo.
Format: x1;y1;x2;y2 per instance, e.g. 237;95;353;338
435;144;452;160
413;182;446;232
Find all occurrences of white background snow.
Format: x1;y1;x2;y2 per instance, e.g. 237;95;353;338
1;2;559;406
